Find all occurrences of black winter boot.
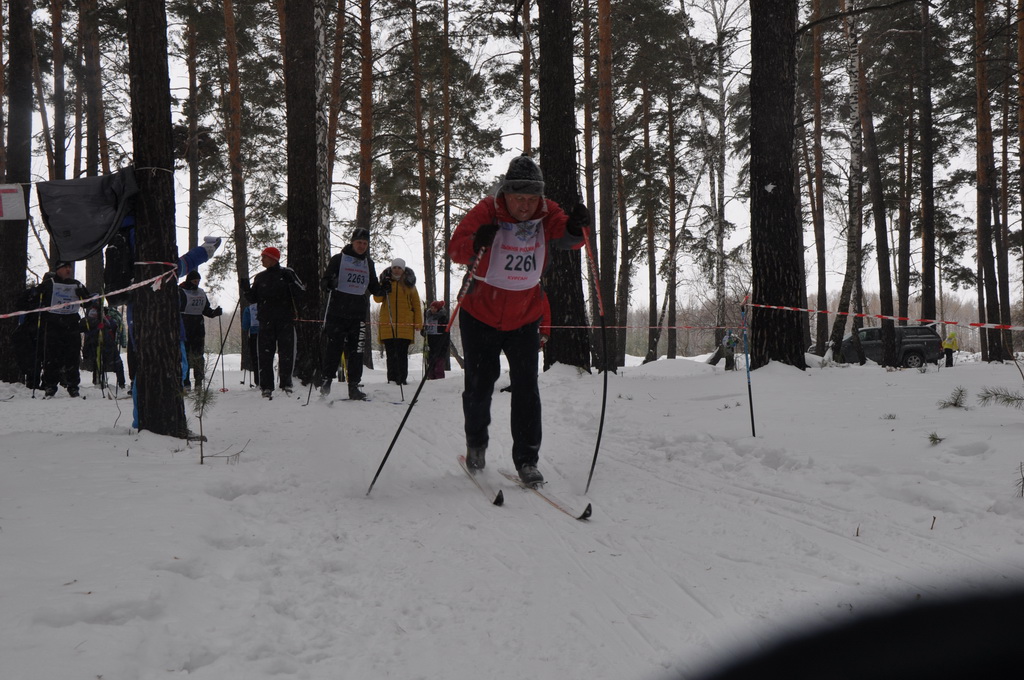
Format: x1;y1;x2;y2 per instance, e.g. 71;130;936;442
466;446;486;470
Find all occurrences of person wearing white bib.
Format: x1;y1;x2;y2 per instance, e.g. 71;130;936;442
448;155;590;487
178;269;223;390
319;228;389;400
38;261;91;398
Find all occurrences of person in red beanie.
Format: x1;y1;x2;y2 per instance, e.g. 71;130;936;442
448;154;590;487
245;246;305;399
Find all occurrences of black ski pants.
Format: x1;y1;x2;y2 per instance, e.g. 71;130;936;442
257;319;296;391
322;316;365;387
459;309;541;470
41;319;82;392
182;323;206;386
382;338;411;384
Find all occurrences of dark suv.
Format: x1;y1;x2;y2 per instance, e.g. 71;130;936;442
840;325;943;368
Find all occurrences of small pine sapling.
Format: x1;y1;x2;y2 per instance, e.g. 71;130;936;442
937;386;968;409
927;432;944;446
977;386;1024;410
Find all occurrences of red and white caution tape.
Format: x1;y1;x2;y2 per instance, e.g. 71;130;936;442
745;301;1022;332
0;262;178;321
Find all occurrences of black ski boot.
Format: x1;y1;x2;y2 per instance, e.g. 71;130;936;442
348;384;367;401
466;446;486;470
517;464;544;487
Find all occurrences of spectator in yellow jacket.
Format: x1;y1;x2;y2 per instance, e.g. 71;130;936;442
942;331;958;367
375;258;423;385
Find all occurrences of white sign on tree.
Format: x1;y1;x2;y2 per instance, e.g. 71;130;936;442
0;184;27;220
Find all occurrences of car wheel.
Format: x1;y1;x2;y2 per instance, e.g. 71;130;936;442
903;352;924;368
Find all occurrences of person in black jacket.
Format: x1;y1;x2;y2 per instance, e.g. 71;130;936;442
38;261;91;398
13;275;50;390
178;270;223;391
319;228;388;401
246;246;306;399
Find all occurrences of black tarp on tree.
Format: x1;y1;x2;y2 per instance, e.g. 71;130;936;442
36;167;138;262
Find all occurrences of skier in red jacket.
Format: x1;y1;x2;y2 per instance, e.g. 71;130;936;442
448;154;589;487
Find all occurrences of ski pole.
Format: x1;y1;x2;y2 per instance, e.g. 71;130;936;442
740;298;756;437
366;338;450;496
369;249;486;496
201;301;239;418
218;315;227;392
581;230;608;495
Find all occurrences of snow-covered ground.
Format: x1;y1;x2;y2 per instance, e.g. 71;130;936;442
2;351;1023;679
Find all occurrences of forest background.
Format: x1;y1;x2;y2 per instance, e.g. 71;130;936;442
1;0;1023;427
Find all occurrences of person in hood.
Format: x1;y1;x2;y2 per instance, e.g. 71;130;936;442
448;154;590;487
942;331;958;367
178;269;223;391
319;228;388;401
38;261;91;398
245;246;305;399
374;258;422;386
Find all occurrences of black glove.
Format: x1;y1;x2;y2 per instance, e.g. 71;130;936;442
380;269;392;283
380;279;392;294
566;203;590;236
213;307;223;317
472;223;500;253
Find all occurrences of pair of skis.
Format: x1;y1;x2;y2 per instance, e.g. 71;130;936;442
457;455;592;521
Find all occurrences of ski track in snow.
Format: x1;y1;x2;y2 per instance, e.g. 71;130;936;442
3;357;1024;679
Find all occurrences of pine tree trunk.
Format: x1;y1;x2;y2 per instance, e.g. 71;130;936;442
538;0;589;371
595;0;618;372
441;0;453;310
284;0;324;382
828;4;864;361
186;20;200;251
666;96;678;359
0;0;33;382
642;85;658;364
919;0;936;322
614;138;631;366
811;0;828;354
749;0;805;370
521;0;532;153
126;0;187;437
80;0;105;291
896;124;913;325
50;0;67;179
974;0;1002;361
30;30;56;177
0;1;7;177
223;0;253;370
858;52;897;366
411;2;435;302
997;14;1013;358
356;0;374;371
1017;0;1024;335
582;0;601;361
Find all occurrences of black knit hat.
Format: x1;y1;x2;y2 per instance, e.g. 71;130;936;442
351;227;370;242
55;261;72;270
186;270;201;281
500;155;545;196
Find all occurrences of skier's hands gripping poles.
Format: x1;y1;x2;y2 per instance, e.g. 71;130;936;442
581;230;608;495
367;248;487;496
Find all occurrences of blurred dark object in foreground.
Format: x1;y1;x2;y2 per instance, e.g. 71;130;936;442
689;587;1024;680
